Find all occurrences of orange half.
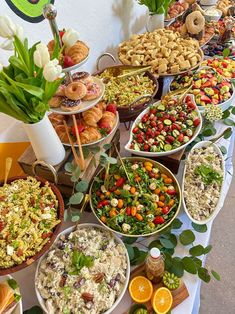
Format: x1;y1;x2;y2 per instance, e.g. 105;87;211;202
129;276;153;303
151;287;173;314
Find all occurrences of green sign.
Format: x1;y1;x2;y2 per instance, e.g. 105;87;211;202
5;0;55;23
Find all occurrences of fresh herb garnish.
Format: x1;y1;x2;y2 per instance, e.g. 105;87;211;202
7;279;18;290
194;164;222;185
14;293;21;302
70;250;94;275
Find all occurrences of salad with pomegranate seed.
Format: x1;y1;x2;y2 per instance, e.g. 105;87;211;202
171;68;233;107
128;95;201;153
90;159;180;236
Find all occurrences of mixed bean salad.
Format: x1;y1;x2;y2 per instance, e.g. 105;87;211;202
91;159;180;236
129;95;201;153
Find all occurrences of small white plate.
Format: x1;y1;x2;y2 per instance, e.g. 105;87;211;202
182;141;225;225
62;55;89;73
1;275;22;314
50;77;105;115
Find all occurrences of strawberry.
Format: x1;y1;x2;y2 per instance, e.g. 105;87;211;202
201;95;212;103
71;122;85;136
63;55;75;68
106;103;117;115
98;121;112;134
59;30;65;40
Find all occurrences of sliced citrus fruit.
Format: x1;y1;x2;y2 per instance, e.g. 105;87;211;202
151;287;173;314
129;276;153;303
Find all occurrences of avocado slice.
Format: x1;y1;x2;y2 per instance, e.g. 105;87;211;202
5;0;55;23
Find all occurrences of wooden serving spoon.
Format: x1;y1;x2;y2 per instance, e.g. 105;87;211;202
4;157;12;185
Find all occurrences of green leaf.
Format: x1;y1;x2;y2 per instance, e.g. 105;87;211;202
148;240;162;250
171;218;183;229
192;223;207;233
182;256;197;274
189;245;205;257
179;230;195;245
192;257;202;268
220;146;227;155
23;306;43;314
211;270;221;281
107;156;117;164
164;252;173;270
122;237;137;245
223;127;233;139
222;109;230;119
7;279;18;290
69;192;84;205
160;234;177;249
223;48;231;58
72;166;81;180
65;162;76;173
203;245;212;254
71;214;81;222
131;249;148;265
83;147;90;158
170;257;184;278
76;181;89;192
202;128;216;137
223;118;235;126
231;107;235;115
103;143;111;151
198;267;211;283
14;293;21;302
125;244;135;261
90;146;100;154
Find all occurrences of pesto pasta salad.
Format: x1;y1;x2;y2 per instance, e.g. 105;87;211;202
0;177;61;269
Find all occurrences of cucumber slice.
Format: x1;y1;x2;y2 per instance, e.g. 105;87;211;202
172;129;180;137
157;135;165;141
164;119;172;125
186;120;193;126
164;144;172;151
138;122;144;129
160;142;164;149
134;143;140;151
157;104;165;111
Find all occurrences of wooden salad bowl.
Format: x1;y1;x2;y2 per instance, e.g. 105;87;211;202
94;65;159;122
0;176;64;275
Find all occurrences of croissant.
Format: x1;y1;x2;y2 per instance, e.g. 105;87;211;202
100;111;116;128
80;127;101;144
55;125;71;144
65;41;89;64
82;106;103;127
49;113;65;127
96;101;106;112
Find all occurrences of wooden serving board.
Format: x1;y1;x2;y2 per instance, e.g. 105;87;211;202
124;264;189;314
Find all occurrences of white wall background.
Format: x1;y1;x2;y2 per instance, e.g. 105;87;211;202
0;0;148;71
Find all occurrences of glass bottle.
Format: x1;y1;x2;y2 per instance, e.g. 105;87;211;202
145;248;165;284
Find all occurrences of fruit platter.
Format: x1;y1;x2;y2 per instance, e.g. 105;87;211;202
125;94;202;156
35;224;130;314
0;176;64;275
49;72;105;115
182;141;225;224
94;65;158;122
170;67;235;111
49;102;119;147
0;275;23;314
47;28;89;72
202;57;235;79
90;157;181;237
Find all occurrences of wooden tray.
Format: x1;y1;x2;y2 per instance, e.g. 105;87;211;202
124;264;189;314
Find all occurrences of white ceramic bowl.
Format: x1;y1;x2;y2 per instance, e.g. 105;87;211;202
0;275;22;314
182;141;225;225
205;7;222;22
200;0;217;6
125;94;202;157
35;223;130;314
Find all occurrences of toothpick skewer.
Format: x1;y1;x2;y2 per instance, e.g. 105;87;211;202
72;114;85;171
63;120;80;166
114;144;131;182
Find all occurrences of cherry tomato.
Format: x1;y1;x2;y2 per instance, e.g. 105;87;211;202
126;207;131;216
158;123;164;131
162;206;169;214
150;108;157;114
132;127;139;134
116;178;125;187
178;134;184;142
167;189;176;195
193;118;200;127
150;121;157;127
144;144;150;151
153;216;165;224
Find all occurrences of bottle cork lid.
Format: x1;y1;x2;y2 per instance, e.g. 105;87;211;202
150;247;161;259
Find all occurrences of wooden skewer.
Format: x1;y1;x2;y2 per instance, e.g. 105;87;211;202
72;114;85;171
63;120;80;166
114;144;131;182
4;157;12;185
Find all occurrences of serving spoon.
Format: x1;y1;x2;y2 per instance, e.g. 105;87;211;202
4;157;12;185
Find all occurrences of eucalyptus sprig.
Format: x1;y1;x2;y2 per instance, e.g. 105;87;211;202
123;218;220;284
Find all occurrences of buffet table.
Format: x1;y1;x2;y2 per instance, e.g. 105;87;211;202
1;115;234;314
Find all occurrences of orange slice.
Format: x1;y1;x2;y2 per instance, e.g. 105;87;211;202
129;276;153;303
151;287;173;314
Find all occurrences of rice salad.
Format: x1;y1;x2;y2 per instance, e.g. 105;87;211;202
36;225;128;314
184;145;223;221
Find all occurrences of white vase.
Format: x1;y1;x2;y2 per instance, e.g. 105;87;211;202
146;13;165;32
23;115;65;166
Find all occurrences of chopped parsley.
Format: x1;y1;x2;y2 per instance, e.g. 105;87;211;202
194;164;223;185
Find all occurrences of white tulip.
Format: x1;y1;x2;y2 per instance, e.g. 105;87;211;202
43;59;62;82
0;63;3;71
0;38;14;50
34;43;50;68
0;16;16;38
62;28;79;48
15;25;24;42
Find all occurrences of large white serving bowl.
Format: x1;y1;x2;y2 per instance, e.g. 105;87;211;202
182;141;225;225
35;223;130;314
125;94;202;157
0;275;23;314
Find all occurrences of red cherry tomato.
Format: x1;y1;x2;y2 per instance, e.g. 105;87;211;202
162;206;169;214
132;127;139;134
193;118;200;127
126;207;131;216
178;134;184;142
153;216;165;224
167;189;176;195
116;178;125;187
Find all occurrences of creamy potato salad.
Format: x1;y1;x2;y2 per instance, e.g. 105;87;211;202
36;226;128;314
184;145;223;221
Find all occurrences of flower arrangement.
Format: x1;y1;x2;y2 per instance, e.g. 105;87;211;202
136;0;174;15
0;15;63;124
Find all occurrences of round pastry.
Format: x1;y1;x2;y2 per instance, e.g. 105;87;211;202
61;98;81;112
65;82;87;100
49;96;62;108
73;72;93;85
83;83;101;101
185;11;205;35
65;41;89;64
55;84;66;97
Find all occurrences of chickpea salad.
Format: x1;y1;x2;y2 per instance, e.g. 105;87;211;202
91;159;180;235
36;226;128;314
0;177;60;269
129;95;201;153
184;145;224;221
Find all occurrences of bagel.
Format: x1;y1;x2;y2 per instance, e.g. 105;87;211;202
185;11;205;35
65;82;87;100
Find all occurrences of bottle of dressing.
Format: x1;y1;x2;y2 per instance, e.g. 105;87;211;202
145;248;165;284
